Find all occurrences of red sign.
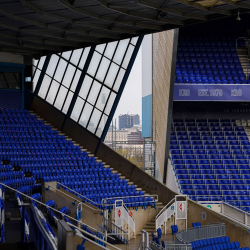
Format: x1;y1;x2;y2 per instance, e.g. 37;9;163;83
179;202;184;212
118;209;121;218
128;211;133;218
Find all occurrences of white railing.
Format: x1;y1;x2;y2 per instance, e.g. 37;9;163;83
155;198;175;231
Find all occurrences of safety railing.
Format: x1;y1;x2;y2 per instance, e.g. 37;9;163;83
221;202;250;226
0;181;102;241
175;223;225;244
155;198;175;230
102;194;158;210
150;240;192;250
103;217;129;243
138;230;150;250
55;182;158;211
29;203;57;250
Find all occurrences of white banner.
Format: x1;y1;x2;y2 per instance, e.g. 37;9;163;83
115;207;123;227
176;201;187;220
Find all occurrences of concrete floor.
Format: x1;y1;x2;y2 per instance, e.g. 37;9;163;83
128;233;174;250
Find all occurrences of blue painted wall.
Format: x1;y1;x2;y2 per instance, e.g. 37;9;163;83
142;94;152;138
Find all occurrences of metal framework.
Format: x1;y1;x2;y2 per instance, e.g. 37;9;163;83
33;36;143;140
0;0;248;56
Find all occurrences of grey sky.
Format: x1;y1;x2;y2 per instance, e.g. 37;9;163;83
113;47;142;128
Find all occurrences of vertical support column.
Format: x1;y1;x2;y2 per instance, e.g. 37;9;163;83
163;29;179;184
95;34;144;154
60;45;96;130
34;55;51;96
22;68;25;110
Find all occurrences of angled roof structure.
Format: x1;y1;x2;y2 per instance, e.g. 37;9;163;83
0;0;249;56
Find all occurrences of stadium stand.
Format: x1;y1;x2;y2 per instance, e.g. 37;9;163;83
171;119;250;211
175;22;249;84
0;109;153;210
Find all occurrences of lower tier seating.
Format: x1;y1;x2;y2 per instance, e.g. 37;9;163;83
0;109;151;209
171;119;250;211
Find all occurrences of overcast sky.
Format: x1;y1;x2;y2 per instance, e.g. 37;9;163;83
112;47;142;128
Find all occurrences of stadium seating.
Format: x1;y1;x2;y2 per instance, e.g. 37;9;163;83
191;236;243;250
175;30;248;84
171;119;250;211
0;109;152;209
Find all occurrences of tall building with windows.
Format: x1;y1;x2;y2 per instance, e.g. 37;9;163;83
119;114;140;130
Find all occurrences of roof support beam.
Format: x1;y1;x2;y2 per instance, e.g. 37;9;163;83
173;0;232;15
0;6;117;41
97;0;184;26
58;0;164;31
137;0;208;21
221;0;250;9
20;0;138;36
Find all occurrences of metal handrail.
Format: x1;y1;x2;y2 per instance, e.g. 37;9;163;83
175;223;225;244
56;182;158;209
67;222;122;250
156;198;175;220
0;181;98;233
30;203;57;250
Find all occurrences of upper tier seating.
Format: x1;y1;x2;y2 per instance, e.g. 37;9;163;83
0;109;152;209
175;30;248;84
171;119;250;211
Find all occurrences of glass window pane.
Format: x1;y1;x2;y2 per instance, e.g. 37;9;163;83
104;41;118;59
79;102;93;128
95;57;110;83
54;85;68;110
87;52;101;76
71;97;84;121
79;75;92;100
79;47;90;69
70;49;83;66
96;86;110;111
38;56;46;70
104;91;116;115
62;64;75;88
70;69;81;92
54;59;68;82
87;80;101;105
46;55;59;77
62;51;72;60
33;58;39;67
113;39;129;65
131;36;138;45
32;66;36;77
113;68;125;92
122;45;134;69
46;80;60;104
96;114;108;138
104;63;119;88
38;74;51;99
62;91;73;114
33;69;41;91
87;108;102;134
96;43;106;54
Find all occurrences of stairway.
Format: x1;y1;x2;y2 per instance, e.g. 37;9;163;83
30;110;162;209
237;44;249;79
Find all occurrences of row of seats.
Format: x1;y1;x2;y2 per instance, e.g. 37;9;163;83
0;109;149;209
171;119;250;211
175;28;246;84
